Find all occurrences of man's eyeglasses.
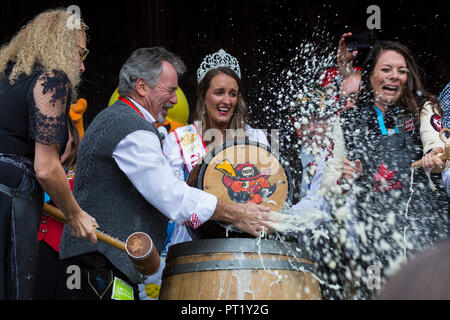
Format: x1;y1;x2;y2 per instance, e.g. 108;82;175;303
156;82;177;95
75;44;89;62
338;93;358;105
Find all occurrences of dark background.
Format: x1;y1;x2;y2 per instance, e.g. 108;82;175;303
1;0;448;127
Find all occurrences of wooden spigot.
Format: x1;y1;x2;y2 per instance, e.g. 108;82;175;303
412;128;450;168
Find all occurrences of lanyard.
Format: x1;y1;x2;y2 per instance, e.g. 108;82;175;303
119;96;145;119
374;106;398;136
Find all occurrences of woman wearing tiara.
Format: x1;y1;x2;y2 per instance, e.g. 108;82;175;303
139;49;269;299
163;49;269;242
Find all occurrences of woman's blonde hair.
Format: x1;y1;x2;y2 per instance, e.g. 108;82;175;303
0;8;88;92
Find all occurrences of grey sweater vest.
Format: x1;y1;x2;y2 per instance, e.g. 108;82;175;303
59;100;169;284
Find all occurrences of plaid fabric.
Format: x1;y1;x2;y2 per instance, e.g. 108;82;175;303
184;212;201;229
439;82;450;128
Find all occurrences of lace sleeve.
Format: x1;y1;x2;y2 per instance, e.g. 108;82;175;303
28;70;72;152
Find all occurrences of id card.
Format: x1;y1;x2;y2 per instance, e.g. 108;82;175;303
111;277;134;300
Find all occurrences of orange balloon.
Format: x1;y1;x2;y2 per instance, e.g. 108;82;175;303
155;119;186;134
69;98;88;138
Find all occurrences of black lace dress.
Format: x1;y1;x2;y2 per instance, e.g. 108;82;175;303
0;63;71;299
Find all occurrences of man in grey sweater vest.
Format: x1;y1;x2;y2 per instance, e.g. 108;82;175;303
59;47;275;300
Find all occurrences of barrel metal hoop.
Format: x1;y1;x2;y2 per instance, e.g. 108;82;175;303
166;238;313;261
162;259;316;278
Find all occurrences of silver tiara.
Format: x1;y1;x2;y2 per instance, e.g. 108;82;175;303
197;49;241;83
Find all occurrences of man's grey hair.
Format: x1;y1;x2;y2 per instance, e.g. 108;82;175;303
118;47;186;96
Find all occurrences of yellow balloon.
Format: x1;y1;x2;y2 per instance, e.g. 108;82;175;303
170;87;189;125
107;86;189;125
108;87;120;107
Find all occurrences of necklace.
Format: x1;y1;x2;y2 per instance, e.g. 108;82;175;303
374;105;398;136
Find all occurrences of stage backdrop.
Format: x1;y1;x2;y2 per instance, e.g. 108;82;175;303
1;0;448;128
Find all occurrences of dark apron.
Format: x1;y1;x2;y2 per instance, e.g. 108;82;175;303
345;106;449;272
0;156;43;300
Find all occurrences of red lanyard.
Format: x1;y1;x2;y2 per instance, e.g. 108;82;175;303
119;96;145;119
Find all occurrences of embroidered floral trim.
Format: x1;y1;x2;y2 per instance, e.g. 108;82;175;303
29;70;71;149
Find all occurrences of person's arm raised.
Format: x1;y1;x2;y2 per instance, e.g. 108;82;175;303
337;32;358;79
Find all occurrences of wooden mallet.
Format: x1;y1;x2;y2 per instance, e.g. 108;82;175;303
42;203;160;275
412;128;450;168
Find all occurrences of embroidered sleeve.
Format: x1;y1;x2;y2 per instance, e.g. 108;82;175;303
183;213;202;229
420;101;444;154
29;70;71;151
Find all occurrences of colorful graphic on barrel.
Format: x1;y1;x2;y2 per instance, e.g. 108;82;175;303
214;160;276;204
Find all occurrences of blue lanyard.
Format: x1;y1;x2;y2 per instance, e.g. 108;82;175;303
374;106;398;136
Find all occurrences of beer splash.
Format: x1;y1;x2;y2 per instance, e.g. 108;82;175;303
246;27;449;299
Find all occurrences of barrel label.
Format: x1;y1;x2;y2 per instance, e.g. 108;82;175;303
215;161;276;205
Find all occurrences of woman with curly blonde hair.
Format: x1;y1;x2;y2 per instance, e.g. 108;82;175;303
0;8;98;300
0;9;86;90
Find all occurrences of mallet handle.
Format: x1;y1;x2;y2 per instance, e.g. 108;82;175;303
412;128;450;169
411;152;447;168
42;203;126;252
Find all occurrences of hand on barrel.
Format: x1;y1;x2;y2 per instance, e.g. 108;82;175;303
212;200;275;237
235;203;275;237
67;209;98;244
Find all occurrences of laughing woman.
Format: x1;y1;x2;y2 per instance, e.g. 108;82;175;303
163;49;268;241
139;50;269;299
162;49;268;241
323;40;449;298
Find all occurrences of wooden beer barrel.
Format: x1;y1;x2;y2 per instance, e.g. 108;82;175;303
159;238;321;300
187;140;293;239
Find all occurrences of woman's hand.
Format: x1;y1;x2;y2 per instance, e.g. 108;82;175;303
337;32;358;77
422;147;446;173
66;209;98;243
341;158;363;183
